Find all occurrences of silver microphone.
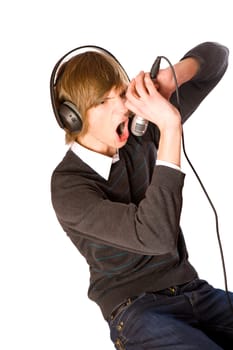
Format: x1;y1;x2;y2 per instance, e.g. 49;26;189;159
131;56;161;136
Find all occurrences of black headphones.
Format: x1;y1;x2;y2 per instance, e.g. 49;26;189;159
50;45;129;133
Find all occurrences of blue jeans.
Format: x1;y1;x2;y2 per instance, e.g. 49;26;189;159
108;279;233;349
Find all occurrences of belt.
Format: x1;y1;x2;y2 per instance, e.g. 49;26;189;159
109;284;188;321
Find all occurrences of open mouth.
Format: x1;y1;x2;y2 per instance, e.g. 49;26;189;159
117;122;125;136
116;120;129;142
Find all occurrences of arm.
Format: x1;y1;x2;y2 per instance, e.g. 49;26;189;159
126;71;183;168
156;57;200;101
158;42;229;123
126;42;229;166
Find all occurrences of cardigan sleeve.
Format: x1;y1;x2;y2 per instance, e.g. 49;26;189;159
170;41;229;123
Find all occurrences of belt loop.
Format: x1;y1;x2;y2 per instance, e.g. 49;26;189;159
169;287;176;294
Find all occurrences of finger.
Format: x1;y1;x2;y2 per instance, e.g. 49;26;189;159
144;72;158;96
134;71;149;97
126;78;142;103
125;99;143;117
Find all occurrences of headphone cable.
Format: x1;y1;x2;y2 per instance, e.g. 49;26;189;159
159;55;233;313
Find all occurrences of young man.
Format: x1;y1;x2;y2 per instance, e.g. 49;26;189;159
51;42;233;349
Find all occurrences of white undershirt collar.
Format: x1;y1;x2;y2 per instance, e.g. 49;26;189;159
71;142;119;180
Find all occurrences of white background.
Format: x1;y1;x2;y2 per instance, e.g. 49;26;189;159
1;1;232;349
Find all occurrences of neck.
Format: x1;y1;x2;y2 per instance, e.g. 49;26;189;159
76;135;117;158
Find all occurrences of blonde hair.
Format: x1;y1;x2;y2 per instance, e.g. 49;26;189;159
55;51;129;144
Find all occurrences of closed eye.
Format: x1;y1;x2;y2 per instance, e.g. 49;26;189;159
120;89;127;99
95;97;109;106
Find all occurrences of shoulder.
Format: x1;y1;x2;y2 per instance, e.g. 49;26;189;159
51;149;99;196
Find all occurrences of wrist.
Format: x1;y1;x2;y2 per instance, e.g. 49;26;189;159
157;124;182;167
159;109;182;134
174;57;200;87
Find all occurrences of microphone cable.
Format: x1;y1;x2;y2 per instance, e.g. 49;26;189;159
158;55;233;314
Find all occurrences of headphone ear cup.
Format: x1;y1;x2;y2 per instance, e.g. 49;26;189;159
58;101;83;133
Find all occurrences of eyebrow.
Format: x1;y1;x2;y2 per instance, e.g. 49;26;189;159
107;86;127;99
104;96;114;100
